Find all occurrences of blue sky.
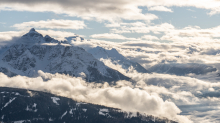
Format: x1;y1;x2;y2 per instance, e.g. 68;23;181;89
0;0;220;42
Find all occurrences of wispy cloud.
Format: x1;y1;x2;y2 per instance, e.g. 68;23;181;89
148;6;173;12
0;22;6;25
90;33;139;41
12;19;86;30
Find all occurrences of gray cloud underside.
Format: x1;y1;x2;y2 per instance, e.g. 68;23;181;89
1;0;220;21
0;0;158;21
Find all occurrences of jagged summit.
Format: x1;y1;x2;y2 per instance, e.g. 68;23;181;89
25;28;42;37
29;28;36;32
17;28;61;44
44;35;54;42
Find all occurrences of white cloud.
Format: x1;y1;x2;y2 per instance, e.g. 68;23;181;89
141;35;159;40
90;33;139;41
12;19;86;30
123;22;147;27
90;33;127;40
105;23;121;27
208;7;220;15
106;21;147;28
0;31;24;41
148;6;173;12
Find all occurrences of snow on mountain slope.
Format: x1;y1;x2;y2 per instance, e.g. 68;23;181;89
88;46;150;73
0;28;130;82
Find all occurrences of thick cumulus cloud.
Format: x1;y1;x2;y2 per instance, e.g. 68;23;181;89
12;19;87;30
1;0;220;22
0;71;191;123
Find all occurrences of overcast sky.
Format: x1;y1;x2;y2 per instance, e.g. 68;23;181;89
0;0;220;42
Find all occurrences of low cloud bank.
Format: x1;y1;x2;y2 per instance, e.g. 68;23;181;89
0;71;191;123
3;69;220;122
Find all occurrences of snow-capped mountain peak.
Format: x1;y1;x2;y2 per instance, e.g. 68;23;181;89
24;28;43;39
17;28;61;45
0;29;130;82
29;28;36;32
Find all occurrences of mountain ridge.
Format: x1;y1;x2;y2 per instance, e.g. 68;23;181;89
0;28;130;83
88;46;150;73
